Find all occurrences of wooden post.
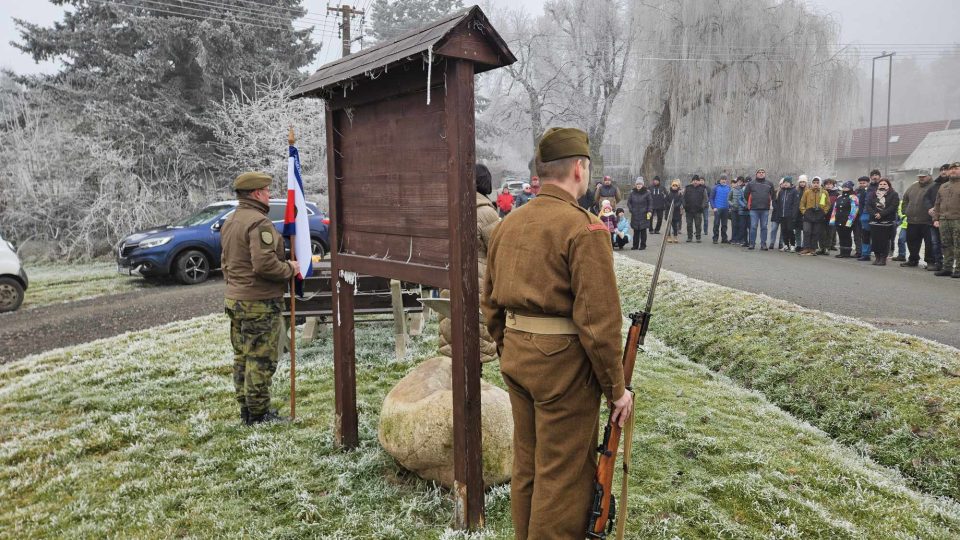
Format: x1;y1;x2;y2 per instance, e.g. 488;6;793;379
327;107;359;449
390;279;408;360
303;316;321;341
445;58;484;530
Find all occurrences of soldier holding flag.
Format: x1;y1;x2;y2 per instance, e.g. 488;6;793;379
221;171;300;425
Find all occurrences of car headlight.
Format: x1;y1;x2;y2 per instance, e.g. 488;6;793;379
138;236;173;249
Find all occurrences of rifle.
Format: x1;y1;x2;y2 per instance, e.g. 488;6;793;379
587;202;673;539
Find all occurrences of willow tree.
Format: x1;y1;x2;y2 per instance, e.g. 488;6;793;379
626;0;858;178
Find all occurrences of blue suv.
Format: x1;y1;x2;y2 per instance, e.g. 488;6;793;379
116;199;329;285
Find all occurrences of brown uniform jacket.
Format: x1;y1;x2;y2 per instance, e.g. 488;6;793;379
481;183;626;402
934;178;960;221
221;198;294;301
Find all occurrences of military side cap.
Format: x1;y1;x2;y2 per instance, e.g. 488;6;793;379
234;171;272;190
538;127;591;162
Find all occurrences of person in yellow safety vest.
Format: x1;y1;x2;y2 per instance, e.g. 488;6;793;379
892;198;909;261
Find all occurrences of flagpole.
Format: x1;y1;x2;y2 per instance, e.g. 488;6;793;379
288;126;297;421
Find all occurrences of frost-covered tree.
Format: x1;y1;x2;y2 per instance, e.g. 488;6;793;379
625;0;858;178
13;0;319;191
369;0;464;42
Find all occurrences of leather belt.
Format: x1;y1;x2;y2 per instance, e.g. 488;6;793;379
506;311;578;335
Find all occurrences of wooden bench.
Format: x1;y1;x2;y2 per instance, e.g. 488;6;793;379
280;261;431;359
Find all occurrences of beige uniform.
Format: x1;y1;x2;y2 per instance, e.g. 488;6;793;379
220;198;295;300
481;183;625;539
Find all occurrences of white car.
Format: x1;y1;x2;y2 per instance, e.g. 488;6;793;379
0;234;28;312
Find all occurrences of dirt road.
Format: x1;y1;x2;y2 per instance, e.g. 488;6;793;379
0;278;225;363
622;237;960;349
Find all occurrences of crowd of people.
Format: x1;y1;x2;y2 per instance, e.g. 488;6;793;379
494;162;960;278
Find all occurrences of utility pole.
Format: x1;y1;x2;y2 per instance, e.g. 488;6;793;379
327;4;365;58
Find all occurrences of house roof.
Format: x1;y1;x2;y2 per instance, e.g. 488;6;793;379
290;5;514;99
836;120;956;160
902;129;960;172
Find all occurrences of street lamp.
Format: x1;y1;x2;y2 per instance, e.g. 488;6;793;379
868;52;895;176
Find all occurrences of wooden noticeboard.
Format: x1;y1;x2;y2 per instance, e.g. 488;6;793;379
290;5;516;530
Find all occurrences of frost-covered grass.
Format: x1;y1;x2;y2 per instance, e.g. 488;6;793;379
3;313;959;538
615;255;960;500
22;262;153;309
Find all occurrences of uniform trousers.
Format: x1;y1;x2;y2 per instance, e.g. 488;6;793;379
225;298;282;416
941;219;960;271
500;329;602;540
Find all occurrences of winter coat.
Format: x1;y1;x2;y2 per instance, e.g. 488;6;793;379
649;185;667;210
901;178;933;225
729;186;748;214
711;184;731;210
627;188;652;229
615;217;632;241
682;184;707;212
866;189;900;226
743;179;774;210
515;191;534;207
666;189;684;220
594;184;622;208
775;187;800;221
829;191;859;227
924;175;949;210
496;192;514;213
476;192;500;279
800;187;831;223
599;211;618;232
934;177;960;221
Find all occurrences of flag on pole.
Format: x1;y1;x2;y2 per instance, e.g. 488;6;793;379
283;144;313;296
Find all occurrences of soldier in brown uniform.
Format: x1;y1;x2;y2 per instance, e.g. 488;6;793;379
221;172;299;425
481;128;633;539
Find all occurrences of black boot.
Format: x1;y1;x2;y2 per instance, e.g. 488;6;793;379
877;256;887;266
900;261;918;267
935;269;953;277
246;409;286;426
927;264;942;272
241;407;250;425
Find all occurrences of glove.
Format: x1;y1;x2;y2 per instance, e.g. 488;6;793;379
646;212;651;220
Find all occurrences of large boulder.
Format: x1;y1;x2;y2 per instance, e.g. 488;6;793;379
378;356;513;488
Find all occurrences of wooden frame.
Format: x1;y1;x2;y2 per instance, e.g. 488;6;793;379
291;6;515;530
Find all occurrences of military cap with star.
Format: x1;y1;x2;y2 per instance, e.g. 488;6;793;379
537;127;592;162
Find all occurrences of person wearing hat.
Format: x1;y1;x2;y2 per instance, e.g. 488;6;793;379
932;162;960;277
481;127;632;538
594;174;622;209
627;176;651;249
923;163;953;271
830;180;860;258
516;182;535;208
822;178;841;253
683;175;708;242
649;175;667;233
900;171;935;267
799;176;831;255
666;179;685;243
794;175;808;249
774;176;800;251
221;171;300;426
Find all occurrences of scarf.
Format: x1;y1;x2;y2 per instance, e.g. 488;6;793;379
876;189;887;209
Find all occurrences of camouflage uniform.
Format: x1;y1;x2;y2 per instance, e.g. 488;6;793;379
221;172;296;421
225;298;283;415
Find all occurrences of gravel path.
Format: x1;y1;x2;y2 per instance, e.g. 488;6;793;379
0;277;225;363
621;236;960;349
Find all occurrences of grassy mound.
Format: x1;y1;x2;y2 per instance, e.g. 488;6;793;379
3;314;959;538
615;255;960;500
22;262;153;309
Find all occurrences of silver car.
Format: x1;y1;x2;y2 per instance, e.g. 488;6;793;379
0;233;28;312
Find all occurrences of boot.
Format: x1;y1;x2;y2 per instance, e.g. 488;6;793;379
935;269;953;277
892;255;906;262
247;410;287;425
857;255;872;261
927;263;942;272
952;271;960;278
836;250;850;258
878;256;887;266
241;407;250;425
900;260;918;267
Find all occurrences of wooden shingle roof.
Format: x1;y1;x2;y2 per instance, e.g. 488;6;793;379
290;5;515;99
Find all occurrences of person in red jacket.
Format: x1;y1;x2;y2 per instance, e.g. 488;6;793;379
496;186;515;218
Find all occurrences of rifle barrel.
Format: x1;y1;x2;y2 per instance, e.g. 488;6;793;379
644;203;673;315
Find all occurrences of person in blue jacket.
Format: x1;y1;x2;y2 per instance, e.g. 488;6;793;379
711;174;731;243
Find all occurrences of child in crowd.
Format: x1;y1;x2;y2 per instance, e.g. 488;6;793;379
614;208;631;250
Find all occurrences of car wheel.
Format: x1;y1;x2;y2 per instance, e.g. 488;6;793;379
0;277;25;312
311;238;326;259
174;250;210;285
